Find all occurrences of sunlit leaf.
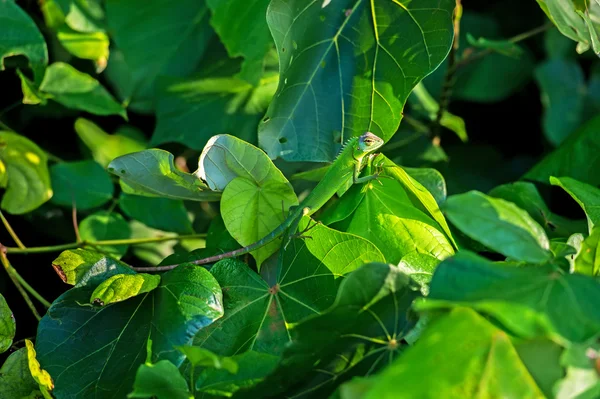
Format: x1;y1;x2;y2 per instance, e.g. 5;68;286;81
259;0;454;162
52;248;134;286
25;340;54;399
177;346;238;374
443;191;552;263
574;227;600;275
550;176;600;232
90;273;161;306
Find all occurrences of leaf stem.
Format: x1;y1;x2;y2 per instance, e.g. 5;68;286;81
0;248;44;320
0;211;26;249
4;233;207;255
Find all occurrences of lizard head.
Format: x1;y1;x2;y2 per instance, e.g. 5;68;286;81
357;132;384;154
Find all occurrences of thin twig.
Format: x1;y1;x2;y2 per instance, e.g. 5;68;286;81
0;211;26;249
72;200;81;243
0;246;43;320
4;233;207;254
433;0;462;139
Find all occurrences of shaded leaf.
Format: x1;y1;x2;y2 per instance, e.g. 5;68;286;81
152;75;277;150
258;0;454;162
24;62;126;117
177;346;238;374
574;227;600;275
534;59;587;146
551;176;600;232
79;211;131;259
240;262;421;399
206;0;272;84
36;264;223;397
466;32;524;57
0;0;48;83
525;114;600;186
442;191;552;263
196;351;279;396
129;360;191;399
0;131;52;215
90;273;161;306
75;118;146;168
51;248;134;286
348;307;544;399
50;160;114;210
418;251;600;343
0;348;38;399
108;149;220;202
119;193;193;234
57;27;109;71
105;0;213;113
0;294;15;354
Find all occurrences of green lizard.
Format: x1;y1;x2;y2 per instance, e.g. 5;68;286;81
156;132;384;271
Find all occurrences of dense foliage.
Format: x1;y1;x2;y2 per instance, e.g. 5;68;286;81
1;0;600;398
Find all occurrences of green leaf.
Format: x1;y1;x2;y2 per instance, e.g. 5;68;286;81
119;193;193;234
152;75;277;150
74;118;146;168
0;131;52;215
177;346;238;374
258;0;454;162
397;252;440;295
51;248;134;286
0;294;15;354
56;26;109;71
404;167;447;205
551;176;600;232
418;251;600;343
0;0;48;83
554;342;600;399
242;262;421;398
25;340;54;398
348;307;545;399
442;190;552;263
27;62;126;117
574;227;600;275
79;211;131;259
381;157;457;248
36;264;223;397
104;0;213;113
198;134;298;268
205;0;272;84
466;32;524;57
50;160;114;210
128;360;191;399
526;115;600;186
0;348;38;399
108;149;220;202
537;0;600;55
534;59;587;146
191;226;382;358
489;181;586;239
196;351;279;396
90;273;161;306
327;177;455;264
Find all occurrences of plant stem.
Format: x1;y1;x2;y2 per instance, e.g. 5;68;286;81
0;211;26;249
433;0;462;139
4;233;207;255
0;249;43;320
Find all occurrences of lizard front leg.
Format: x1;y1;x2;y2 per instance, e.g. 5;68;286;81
353;153;386;184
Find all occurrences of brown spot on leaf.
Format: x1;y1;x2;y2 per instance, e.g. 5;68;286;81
268;284;280;295
52;264;67;282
